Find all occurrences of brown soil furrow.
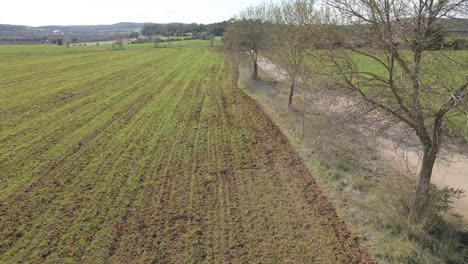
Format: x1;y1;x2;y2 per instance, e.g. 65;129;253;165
0;93;154;256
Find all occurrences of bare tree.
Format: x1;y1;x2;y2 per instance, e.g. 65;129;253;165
112;35;124;50
268;0;320;108
63;34;71;48
209;34;215;47
154;36;161;48
167;37;172;48
324;0;468;221
225;4;270;79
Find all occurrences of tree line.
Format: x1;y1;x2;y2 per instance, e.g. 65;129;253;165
140;21;228;37
225;0;468;224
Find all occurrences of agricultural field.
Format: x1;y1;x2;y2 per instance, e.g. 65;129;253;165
0;38;222;54
0;47;367;262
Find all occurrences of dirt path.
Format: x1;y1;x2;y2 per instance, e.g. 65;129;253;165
256;56;468;218
380;140;468;218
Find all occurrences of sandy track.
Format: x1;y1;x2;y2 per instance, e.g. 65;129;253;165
380;141;468;218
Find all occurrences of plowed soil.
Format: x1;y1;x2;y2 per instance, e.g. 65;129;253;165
0;47;370;263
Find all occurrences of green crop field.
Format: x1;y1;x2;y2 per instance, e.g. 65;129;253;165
0;47;366;262
0;38;222;54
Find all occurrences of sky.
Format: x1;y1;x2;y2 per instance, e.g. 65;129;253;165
0;0;271;26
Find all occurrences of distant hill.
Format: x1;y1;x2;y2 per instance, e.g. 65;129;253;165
0;22;227;44
35;22;147;34
445;18;468;36
0;22;146;43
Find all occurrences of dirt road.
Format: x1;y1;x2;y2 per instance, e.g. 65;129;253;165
380;140;468;218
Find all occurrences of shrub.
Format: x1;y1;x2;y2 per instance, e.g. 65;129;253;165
377;174;468;263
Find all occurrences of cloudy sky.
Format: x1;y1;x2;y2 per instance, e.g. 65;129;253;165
0;0;271;26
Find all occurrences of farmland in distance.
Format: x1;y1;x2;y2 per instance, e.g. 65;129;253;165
0;47;367;262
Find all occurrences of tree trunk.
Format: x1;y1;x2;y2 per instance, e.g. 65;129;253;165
409;146;438;222
253;58;258;80
288;79;296;108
